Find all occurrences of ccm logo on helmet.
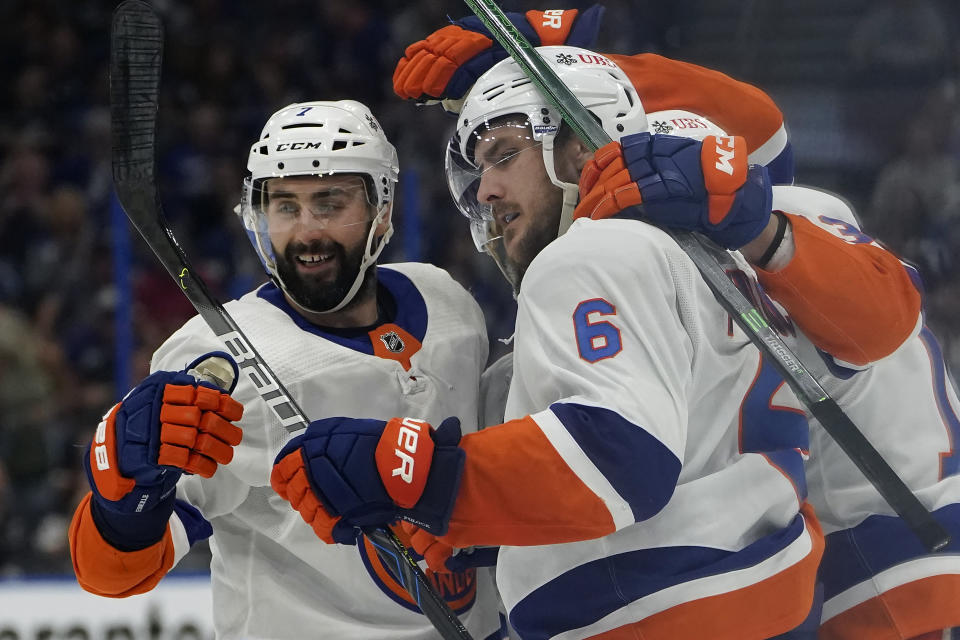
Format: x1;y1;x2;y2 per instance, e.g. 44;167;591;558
276;141;323;151
714;136;736;176
392;418;426;483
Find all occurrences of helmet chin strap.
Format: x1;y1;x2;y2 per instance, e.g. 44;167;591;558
282;204;394;315
540;135;579;237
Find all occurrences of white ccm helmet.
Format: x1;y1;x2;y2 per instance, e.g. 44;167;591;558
239;100;399;313
446;46;647;290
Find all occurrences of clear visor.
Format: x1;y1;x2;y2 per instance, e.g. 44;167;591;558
243;175;373;229
238;174;375;276
444;118;543;224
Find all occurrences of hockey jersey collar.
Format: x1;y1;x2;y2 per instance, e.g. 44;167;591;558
256;266;428;355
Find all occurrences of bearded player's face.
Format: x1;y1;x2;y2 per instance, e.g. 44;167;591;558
265;175;374;311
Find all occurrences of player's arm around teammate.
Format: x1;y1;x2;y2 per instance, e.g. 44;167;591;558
395;5;922;366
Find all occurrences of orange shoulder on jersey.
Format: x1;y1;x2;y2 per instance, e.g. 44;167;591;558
438;416;616;549
608;53;783;155
756;214;921;365
68;492;175;597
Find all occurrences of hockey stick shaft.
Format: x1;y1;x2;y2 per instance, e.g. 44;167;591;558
463;0;949;553
109;3;474;637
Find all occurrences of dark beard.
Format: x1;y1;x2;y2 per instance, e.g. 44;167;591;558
504;194;563;290
273;234;375;312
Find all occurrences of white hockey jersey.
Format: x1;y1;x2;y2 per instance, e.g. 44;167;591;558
148;264;504;639
752;187;960;640
478;184;959;639
450;217;823;640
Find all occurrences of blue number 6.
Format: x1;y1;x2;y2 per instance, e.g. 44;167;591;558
573;298;623;363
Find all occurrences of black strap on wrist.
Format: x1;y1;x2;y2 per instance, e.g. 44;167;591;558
755;210;788;269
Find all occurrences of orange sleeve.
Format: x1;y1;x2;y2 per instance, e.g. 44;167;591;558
609;53;783;155
440;417;615;549
68;492;175;597
756;214;921;365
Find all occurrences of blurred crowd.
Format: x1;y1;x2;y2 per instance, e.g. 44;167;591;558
0;0;957;575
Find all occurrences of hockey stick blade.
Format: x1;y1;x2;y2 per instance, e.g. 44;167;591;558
109;2;475;636
463;0;950;553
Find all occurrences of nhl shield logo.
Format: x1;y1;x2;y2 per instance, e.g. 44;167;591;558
380;331;405;353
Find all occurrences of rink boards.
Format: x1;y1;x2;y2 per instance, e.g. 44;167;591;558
0;574;214;639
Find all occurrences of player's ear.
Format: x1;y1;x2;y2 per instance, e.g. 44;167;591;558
571;138;595;175
557;136;595;183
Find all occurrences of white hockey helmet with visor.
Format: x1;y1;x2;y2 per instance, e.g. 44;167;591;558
445;46;647;289
239;100;399;313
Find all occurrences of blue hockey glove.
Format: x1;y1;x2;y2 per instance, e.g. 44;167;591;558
271;416;465;545
393;5;604;103
84;352;243;548
575;133;773;249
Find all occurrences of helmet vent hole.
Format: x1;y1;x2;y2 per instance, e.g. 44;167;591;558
281;123;321;130
332;140;347;151
339;127;351;134
259;145;268;155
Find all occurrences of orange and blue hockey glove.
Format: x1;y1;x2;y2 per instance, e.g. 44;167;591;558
393;5;604;103
271;416;465;545
575;132;773;249
84;352;243;549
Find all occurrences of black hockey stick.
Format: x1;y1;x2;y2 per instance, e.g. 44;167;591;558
463;0;950;553
109;2;474;637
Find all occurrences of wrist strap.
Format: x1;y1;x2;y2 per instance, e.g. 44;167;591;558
90;490;175;551
755;210;788;269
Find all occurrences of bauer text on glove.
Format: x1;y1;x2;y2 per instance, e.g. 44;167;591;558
271;416;465;545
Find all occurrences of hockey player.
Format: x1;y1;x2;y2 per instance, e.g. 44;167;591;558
271;50;824;639
575;117;960;639
394;8;958;636
456;54;960;639
68;100;506;639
